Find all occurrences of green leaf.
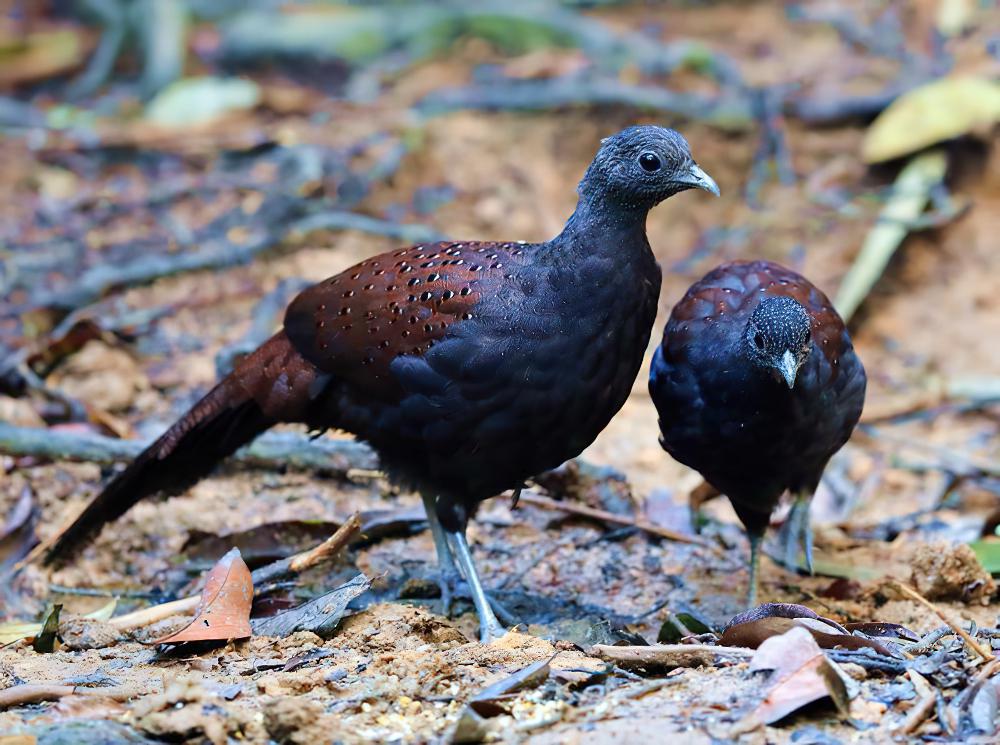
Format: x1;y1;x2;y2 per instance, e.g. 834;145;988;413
969;540;1000;575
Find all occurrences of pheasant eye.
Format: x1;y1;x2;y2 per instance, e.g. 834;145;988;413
638;152;661;172
753;332;764;347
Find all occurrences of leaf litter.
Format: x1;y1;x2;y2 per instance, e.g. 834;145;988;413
1;0;1000;742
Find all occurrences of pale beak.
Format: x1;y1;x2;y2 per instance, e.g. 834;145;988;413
676;163;720;196
777;350;799;389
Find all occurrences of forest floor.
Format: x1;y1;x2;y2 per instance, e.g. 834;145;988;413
1;1;1000;743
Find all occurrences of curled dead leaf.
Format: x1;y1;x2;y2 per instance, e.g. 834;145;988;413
741;626;857;727
150;548;252;644
720;603;901;657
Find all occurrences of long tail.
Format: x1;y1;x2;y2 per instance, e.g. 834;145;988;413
46;332;318;565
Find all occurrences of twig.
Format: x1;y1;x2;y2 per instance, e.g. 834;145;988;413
886;580;994;662
0;683;151;710
906;625;954;654
251;513;362;587
0;684;76;709
516;493;709;546
108;514;362;632
0;423;377;474
420;75;753;132
897;669;937;735
592;643;753;669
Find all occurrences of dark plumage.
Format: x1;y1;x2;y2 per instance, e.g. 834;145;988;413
649;260;866;605
48;125;719;642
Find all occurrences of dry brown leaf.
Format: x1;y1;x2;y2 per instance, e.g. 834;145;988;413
0;26;93;86
150;548;252;644
746;626;855;725
720;603;901;656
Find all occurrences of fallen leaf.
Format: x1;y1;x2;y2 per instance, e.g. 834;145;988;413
720;603;899;656
842;622;919;641
0;27;92;86
452;656;555;741
182;521;344;568
0;600;114;647
32;605;62;653
863;77;1000;163
0;486;38;569
747;626;856;725
150;548;252;644
833;150;948;322
469;655;554;716
146;76;261;127
251;574;369;638
969;539;1000;575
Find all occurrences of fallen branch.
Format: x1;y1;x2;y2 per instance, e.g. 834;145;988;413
0;422;377;475
516;493;709;547
592;643;753;669
420;76;753;132
108;514;362;632
886;580;994;662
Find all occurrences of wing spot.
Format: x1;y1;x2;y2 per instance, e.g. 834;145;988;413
364;284;375;291
462;312;473;320
427;273;440;282
408;278;421;286
442;290;454;300
420;291;433;301
339;307;351;316
460;287;471;296
409;316;418;324
343;290;355;298
351;273;361;280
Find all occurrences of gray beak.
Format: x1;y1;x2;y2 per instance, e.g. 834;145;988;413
676;163;720;196
777;350;799;389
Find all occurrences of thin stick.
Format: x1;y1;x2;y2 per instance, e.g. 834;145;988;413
897;670;936;735
108;596;200;631
0;683;150;710
887;580;994;662
516;493;709;546
0;685;76;709
108;514;362;631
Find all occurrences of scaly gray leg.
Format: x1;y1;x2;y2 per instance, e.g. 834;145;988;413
747;530;763;609
448;528;507;644
776;492;814;574
421;494;462;615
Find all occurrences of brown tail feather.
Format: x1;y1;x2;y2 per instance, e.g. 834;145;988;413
46;332;318;565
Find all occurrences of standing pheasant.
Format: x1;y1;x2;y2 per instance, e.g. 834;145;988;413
649;260;866;606
47;126;719;641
